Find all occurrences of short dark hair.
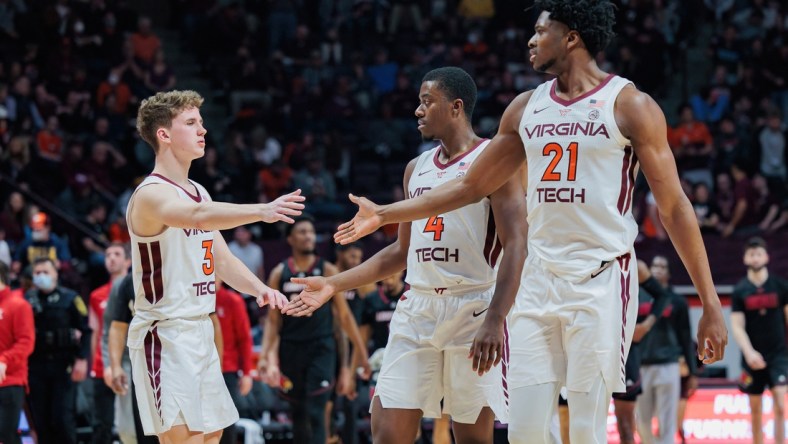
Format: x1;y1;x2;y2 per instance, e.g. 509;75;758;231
744;237;767;253
285;214;315;237
0;261;8;286
534;0;616;56
107;241;131;259
422;67;477;120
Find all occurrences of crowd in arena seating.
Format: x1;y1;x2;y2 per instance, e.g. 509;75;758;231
0;0;786;442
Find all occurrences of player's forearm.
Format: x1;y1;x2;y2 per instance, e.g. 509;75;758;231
487;241;526;324
378;178;482;225
192;202;265;231
108;322;128;370
260;316;281;365
660;200;720;307
727;201;747;228
217;255;266;296
328;242;407;293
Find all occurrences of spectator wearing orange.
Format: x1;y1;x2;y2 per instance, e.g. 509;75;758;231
668;105;714;187
0;261;35;444
11;212;71;275
96;69;133;115
129;16;161;66
35;115;64;162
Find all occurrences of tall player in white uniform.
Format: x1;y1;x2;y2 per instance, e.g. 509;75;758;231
287;1;729;443
282;67;527;444
124;90;304;444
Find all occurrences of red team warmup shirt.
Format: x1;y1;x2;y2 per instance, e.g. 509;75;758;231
0;287;35;389
89;282;112;378
215;286;254;376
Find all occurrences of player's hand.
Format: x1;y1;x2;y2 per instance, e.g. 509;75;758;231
685;375;699;398
334;194;384;245
239;374;254;396
71;358;88;382
260;363;281;389
282;277;335;317
260;189;305;224
745;350;767;370
469;316;504;376
357;357;372;381
0;362;7;384
336;367;357;400
696;304;728;364
111;365;129;396
256;287;289;310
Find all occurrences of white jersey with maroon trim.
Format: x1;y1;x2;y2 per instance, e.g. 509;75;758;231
126;174;217;332
519;74;637;282
406;140;501;295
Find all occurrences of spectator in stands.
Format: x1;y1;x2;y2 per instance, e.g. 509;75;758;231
712;115;743;176
692;182;721;234
293;153;344;221
143;49;175;93
366;48;398;95
722;163;759;237
668;104;715;187
228;226;264;283
731;238;788;444
54;173;101;219
0;135;32;184
96;69;134;116
12;212;71;276
26;257;89;444
215;277;254;444
0;260;34;444
35;115;64;163
88;243;129;444
0;191;26;248
129;16;160;67
7;76;44;131
758;110;786;199
259;159;294;204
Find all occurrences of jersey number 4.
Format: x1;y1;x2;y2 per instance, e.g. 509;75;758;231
423;215;445;241
201;240;215;275
541;142;578;181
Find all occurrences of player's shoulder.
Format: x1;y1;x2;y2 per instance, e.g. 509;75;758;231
615;84;660;114
269;262;285;277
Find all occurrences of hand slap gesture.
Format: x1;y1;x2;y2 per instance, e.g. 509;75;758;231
282;276;335;316
256;286;289;310
261;189;306;224
334;194;384;245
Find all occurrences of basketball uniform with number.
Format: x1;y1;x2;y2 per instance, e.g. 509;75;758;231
374;139;510;424
126;174;238;435
509;74;639;394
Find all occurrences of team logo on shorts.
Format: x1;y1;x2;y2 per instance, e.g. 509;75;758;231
588;109;600;120
740;371;753;388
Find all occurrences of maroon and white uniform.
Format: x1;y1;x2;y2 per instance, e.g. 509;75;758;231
126;174;238;435
374;140;509;424
508;74;639;395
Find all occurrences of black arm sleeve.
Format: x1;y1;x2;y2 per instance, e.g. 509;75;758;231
641;276;671;318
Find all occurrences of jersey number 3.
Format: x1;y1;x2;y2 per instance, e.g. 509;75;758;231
201;240;215;275
541;142;578;181
423;216;445;241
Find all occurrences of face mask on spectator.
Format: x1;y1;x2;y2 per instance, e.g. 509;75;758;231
33;274;55;291
108;74;119;85
31;231;46;241
74;21;85;34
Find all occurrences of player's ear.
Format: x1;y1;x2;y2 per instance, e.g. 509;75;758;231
156;127;170;145
566;30;581;49
453;99;463;117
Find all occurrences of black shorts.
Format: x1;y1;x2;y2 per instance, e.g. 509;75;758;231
279;336;337;401
612;347;642;402
738;354;788;395
680;375;692;399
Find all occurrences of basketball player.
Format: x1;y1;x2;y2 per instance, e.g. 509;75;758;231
286;2;728;443
731;237;788;444
283;67;527;444
258;215;370;444
125;90;303;444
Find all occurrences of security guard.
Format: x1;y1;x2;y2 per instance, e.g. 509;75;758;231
25;258;89;444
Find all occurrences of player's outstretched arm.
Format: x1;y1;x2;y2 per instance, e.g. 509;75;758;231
133;186;305;232
470;164;528;375
258;265;284;387
620;87;728;364
284;159;420;317
213;233;288;310
334;92;532;245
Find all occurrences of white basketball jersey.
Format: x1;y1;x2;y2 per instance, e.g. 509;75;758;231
126;174;217;330
406;140;501;295
519;74;638;282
